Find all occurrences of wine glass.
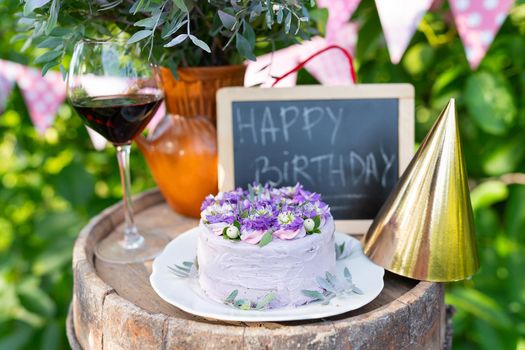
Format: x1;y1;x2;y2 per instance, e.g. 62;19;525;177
67;39;168;264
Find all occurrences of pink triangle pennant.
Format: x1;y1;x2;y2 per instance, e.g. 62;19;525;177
245;0;360;87
15;63;66;134
375;0;433;64
317;0;361;43
300;28;358;86
450;0;513;69
244;45;301;87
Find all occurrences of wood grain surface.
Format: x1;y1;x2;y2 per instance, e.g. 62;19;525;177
70;189;447;350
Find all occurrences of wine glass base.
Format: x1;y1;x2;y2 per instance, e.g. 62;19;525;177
95;230;170;264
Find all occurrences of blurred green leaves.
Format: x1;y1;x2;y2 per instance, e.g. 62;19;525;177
470;181;509;212
464;72;517;135
403;43;435;76
446;288;513;330
51;161;95;207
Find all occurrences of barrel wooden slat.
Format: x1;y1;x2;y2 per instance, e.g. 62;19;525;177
70;189;447;349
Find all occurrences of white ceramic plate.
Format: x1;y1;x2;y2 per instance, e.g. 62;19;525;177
150;228;384;322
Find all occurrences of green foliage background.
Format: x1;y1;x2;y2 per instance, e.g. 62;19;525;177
1;0;525;348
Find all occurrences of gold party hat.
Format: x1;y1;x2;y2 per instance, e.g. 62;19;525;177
363;99;479;282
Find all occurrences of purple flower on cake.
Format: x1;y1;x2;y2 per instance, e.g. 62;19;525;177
302;201;331;221
200;188;245;212
200;194;216;211
218;188;244;204
241;203;276;232
201;202;237;235
273;211;306;240
276;184;302;199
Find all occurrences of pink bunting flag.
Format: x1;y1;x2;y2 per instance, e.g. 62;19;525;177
301;25;358;86
375;0;433;64
450;0;513;69
0;59;66;134
244;45;302;87
245;0;359;87
318;0;361;43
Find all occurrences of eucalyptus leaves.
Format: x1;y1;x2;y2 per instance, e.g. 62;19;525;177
17;0;320;73
224;289;275;311
302;268;363;305
168;258;198;278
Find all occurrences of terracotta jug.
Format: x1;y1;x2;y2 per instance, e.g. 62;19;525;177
137;65;246;217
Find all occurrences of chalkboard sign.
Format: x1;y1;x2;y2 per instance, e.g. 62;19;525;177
217;85;414;233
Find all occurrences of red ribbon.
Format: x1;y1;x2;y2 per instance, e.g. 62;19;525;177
271;44;358;87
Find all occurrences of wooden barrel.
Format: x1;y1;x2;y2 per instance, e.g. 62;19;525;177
68;189;449;350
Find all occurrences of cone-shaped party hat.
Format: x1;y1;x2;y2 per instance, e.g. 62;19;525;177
363;99;479;281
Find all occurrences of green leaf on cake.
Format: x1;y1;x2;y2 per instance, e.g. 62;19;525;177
224;289;238;304
313;215;321;228
302;290;324;301
255;293;276;310
240;301;251;310
233;221;241;230
259;231;273;247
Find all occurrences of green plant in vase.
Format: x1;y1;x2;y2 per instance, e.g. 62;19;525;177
17;0;324;217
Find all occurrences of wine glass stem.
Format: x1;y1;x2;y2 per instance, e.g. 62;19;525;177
115;144;144;250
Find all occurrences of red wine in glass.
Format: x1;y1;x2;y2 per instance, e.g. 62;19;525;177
67;39;168;264
72;94;162;145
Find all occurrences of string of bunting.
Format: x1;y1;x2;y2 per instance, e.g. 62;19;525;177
246;0;513;85
0;0;516;137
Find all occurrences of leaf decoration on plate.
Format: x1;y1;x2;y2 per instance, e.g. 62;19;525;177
335;241;360;260
224;290;276;310
168;257;198;278
302;267;364;305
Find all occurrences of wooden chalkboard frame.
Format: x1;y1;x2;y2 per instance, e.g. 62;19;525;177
216;84;414;233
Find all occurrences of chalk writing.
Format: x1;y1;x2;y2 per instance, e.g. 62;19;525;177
236;105;343;145
231;98;400;219
252;151;396;190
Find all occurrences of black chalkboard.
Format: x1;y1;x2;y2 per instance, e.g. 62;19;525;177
217;85;414;232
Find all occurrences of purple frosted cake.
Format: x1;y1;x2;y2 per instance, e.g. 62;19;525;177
197;184;336;309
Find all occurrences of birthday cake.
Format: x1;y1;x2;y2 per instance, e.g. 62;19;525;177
197;183;336;309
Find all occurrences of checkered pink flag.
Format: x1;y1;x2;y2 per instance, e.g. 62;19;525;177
0;59;66;134
318;0;361;44
450;0;513;69
245;0;360;87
